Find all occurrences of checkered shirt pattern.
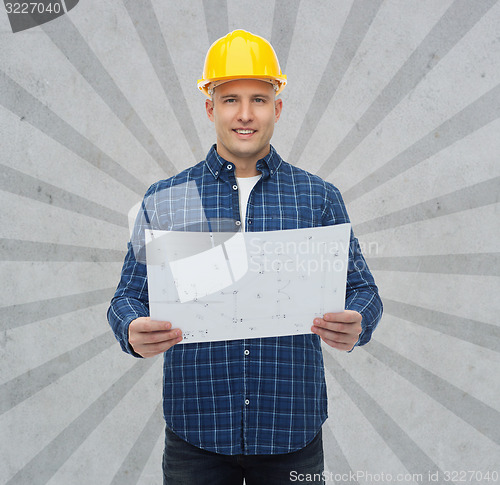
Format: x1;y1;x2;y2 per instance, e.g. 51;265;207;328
107;145;383;455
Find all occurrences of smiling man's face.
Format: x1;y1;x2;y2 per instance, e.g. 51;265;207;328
205;79;283;171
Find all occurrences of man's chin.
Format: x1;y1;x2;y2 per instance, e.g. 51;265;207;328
230;144;269;160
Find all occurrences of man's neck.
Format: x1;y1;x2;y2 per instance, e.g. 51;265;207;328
216;146;269;177
234;161;260;177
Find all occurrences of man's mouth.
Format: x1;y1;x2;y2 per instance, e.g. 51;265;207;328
234;129;256;135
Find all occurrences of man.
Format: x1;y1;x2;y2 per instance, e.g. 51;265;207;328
108;30;382;484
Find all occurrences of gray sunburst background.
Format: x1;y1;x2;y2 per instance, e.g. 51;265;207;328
1;1;499;484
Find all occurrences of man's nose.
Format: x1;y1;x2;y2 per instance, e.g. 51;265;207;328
237;101;253;122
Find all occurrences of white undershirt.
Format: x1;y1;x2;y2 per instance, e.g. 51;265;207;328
236;175;261;231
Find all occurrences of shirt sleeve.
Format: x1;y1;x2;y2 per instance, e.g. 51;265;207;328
322;183;383;349
107;243;149;357
344;230;383;348
107;181;164;357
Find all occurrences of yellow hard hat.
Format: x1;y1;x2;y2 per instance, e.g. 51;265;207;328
197;29;287;97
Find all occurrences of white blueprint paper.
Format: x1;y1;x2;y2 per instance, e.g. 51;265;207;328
146;224;351;343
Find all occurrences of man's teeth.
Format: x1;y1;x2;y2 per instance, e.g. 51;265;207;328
235;129;254;134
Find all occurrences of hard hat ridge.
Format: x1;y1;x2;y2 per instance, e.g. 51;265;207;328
198;29;287;97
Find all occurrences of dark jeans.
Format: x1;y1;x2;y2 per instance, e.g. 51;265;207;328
163;426;325;485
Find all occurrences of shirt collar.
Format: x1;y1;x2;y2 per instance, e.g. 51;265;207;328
205;144;283;180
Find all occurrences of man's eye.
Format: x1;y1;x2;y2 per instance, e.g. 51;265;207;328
254;98;265;103
224;99;236;103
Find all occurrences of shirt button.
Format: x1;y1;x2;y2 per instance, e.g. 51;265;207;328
232;184;238;190
248;220;252;224
227;164;233;170
245;399;250;405
244;349;250;356
235;220;241;226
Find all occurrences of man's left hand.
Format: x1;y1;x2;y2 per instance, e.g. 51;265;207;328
311;310;362;351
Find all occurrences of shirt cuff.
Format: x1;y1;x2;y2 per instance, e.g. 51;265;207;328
117;317;144;358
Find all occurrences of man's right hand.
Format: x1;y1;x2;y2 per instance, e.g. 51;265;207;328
128;317;182;358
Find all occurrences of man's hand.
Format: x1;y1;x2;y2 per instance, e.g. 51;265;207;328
128;317;182;358
311;310;362;351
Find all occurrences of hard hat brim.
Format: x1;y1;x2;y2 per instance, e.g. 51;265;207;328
197;75;287;97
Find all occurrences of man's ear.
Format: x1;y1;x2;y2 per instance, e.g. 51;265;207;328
206;98;215;121
274;98;283;123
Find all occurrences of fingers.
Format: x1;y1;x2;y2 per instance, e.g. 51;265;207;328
310;327;358;351
129;317;183;358
131;317;172;333
311;318;361;335
311;310;362;351
314;333;355;351
136;328;181;345
322;310;361;324
135;333;182;358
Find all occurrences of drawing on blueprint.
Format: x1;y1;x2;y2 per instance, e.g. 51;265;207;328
146;223;351;343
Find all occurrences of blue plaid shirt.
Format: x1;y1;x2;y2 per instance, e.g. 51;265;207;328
107;145;382;455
